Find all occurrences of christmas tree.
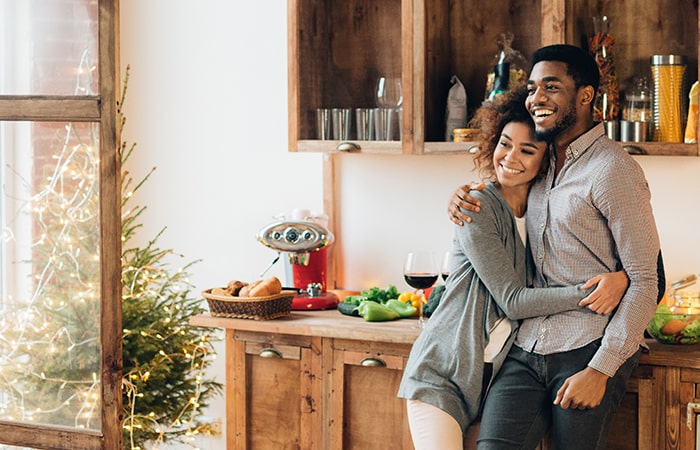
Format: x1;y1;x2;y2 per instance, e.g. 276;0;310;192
0;66;222;449
119;67;222;448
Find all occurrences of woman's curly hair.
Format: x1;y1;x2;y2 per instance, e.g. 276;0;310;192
470;85;547;181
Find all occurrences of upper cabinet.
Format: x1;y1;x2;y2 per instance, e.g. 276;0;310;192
288;0;699;156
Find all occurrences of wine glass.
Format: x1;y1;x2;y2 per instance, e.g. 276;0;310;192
375;76;403;109
441;251;451;282
403;252;438;328
376;76;403;141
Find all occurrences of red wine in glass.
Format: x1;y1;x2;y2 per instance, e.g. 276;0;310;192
403;252;438;328
441;251;450;282
404;273;438;290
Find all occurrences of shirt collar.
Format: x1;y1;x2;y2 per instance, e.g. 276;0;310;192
565;122;605;160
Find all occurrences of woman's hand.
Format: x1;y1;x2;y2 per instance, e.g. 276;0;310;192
448;182;485;226
578;270;629;315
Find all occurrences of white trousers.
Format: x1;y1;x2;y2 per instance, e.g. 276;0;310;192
406;399;463;450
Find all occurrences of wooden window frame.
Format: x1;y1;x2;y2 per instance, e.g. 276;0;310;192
0;0;122;448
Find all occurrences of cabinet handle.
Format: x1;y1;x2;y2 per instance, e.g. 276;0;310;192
360;357;386;367
259;348;282;359
686;402;700;429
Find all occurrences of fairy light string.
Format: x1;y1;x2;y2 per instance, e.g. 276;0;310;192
0;53;221;449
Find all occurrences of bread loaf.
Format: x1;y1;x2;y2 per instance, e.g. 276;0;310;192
239;277;282;297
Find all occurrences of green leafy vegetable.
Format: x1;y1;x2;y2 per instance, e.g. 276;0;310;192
360;285;400;304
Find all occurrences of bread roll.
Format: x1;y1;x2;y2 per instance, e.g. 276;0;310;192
211;287;233;297
238;279;263;297
227;280;247;296
262;276;282;295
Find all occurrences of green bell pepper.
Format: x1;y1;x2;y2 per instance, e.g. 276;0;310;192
356;300;399;322
384;299;418;318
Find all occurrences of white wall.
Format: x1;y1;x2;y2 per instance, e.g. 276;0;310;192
119;2;322;448
120;2;700;448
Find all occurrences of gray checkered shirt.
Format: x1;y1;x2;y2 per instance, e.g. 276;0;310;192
516;122;660;377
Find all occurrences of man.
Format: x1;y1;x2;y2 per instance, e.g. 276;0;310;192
449;44;661;449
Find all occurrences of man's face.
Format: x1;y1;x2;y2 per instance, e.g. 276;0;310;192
525;61;580;142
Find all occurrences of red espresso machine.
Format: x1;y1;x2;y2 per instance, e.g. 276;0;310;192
257;218;339;310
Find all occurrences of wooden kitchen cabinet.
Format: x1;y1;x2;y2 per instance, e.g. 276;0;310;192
329;338;413;450
194;311;420;449
227;330;324;449
288;0;699;156
192;312;700;449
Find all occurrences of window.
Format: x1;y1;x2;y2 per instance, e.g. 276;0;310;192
0;0;121;448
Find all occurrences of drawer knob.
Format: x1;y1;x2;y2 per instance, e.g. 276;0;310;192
360;357;386;367
259;348;282;358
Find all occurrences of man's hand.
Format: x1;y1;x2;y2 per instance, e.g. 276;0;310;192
448;182;485;226
578;270;629;315
554;367;609;410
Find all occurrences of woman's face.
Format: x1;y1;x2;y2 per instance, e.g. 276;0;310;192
492;121;547;188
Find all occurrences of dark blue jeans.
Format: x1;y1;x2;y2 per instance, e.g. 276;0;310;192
477;340;641;450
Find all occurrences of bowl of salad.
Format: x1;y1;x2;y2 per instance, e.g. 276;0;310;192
647;290;700;345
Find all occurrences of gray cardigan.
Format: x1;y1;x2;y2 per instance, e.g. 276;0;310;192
398;182;591;431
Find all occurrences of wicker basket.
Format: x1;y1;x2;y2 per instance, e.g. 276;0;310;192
202;289;295;320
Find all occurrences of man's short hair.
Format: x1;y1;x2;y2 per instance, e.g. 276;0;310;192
530;44;600;93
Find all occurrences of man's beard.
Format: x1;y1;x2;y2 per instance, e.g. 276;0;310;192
534;103;577;142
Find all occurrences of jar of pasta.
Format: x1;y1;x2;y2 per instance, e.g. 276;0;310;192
651;54;687;142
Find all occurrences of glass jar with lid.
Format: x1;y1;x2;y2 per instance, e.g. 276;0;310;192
622;76;653;123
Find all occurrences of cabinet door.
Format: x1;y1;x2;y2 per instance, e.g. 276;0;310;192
680;368;700;450
329;339;413;450
635;364;700;450
228;330;323;450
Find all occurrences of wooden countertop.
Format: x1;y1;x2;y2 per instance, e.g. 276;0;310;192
190;309;700;368
190;309;422;344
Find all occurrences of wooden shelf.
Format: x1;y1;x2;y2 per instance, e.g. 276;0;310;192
295;139;699;157
288;0;700;158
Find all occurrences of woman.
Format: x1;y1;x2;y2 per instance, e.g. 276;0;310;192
397;86;627;449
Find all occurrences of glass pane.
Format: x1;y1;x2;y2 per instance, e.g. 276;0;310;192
0;121;101;430
0;0;99;95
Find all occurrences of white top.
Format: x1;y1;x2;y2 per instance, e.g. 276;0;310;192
484;216;525;362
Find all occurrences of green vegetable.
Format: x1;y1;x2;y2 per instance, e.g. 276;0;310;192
423;285;445;317
384;299;418;318
343;295;367;306
356;300;399;322
337;301;360;317
360;285;400;304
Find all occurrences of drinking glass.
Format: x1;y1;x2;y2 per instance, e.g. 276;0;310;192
376;77;403;141
403;252;438;328
375;76;403;109
441;251;451;282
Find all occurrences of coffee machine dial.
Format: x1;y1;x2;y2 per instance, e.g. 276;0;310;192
257;220;333;253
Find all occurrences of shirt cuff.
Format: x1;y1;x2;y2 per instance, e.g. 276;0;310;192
588;347;627;377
